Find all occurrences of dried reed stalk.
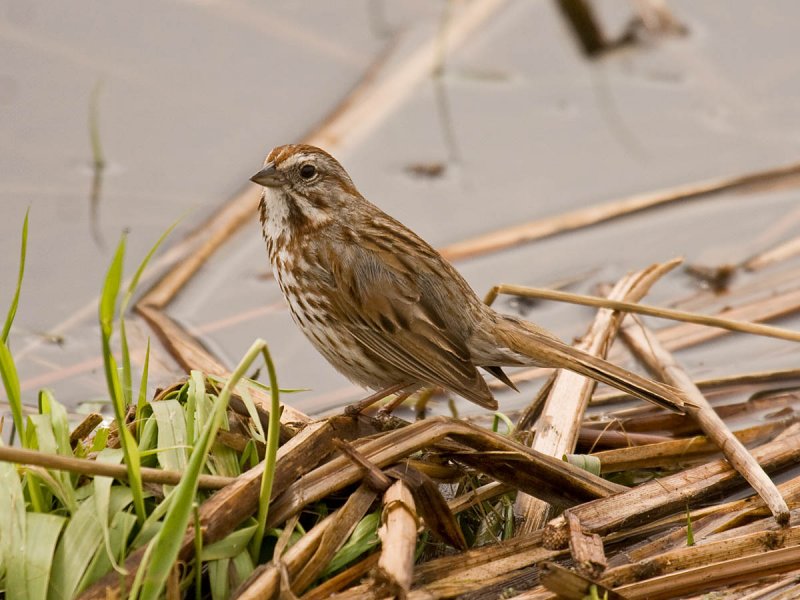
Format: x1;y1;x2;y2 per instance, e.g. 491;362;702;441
515;260;679;534
620;316;790;523
411;530;561;598
602;525;800;588
485;283;800;344
543;426;800;549
266;417;625;534
744;234;800;271
0;444;233;489
616;544;800;599
592;419;795;472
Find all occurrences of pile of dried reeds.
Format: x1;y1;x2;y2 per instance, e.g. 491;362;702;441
4;148;800;598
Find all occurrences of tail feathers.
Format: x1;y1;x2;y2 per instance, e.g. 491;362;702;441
496;318;686;414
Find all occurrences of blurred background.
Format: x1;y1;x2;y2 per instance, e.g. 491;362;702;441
2;0;800;422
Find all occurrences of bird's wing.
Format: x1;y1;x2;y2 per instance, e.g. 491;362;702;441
322;235;497;409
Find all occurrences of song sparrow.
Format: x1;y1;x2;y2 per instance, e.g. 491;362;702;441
251;144;685;413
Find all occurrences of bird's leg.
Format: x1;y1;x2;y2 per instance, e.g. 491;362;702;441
344;382;409;415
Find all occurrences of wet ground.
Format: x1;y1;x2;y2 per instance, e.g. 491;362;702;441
2;1;800;421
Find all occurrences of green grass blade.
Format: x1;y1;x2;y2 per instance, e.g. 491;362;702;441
135;339;151;439
203;524;257;561
251;345;282;558
138;341;267;600
322;511;380;577
0;457;26;596
26;512;67;600
48;494;106;600
39;390;71;456
207;559;229;600
117;222;175;408
151;400;188;474
119;221;177;316
2;208;28;343
94;449;125;574
119;318;133;406
98;236;124;340
0;338;25;445
80;511;137;591
98;236;146;522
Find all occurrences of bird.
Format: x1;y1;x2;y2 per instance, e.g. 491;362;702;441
250;144;685;414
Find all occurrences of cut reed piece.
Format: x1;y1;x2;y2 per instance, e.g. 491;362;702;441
620;316;790;524
302;554;380;600
384;464;466;550
375;481;418;595
543;426;800;549
514;260;678;534
441;158;800;262
447;481;514;514
578;427;674;451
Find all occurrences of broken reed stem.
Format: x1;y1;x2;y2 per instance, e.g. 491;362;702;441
376;480;418;595
0;444;234;490
620;315;790;524
485;283;800;344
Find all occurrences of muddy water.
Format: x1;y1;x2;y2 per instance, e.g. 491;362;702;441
2;1;800;422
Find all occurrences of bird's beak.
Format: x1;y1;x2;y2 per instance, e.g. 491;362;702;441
250;163;285;187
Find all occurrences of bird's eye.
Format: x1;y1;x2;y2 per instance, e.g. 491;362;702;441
299;164;317;179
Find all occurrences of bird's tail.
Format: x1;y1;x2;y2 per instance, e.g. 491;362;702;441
493;316;686;414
